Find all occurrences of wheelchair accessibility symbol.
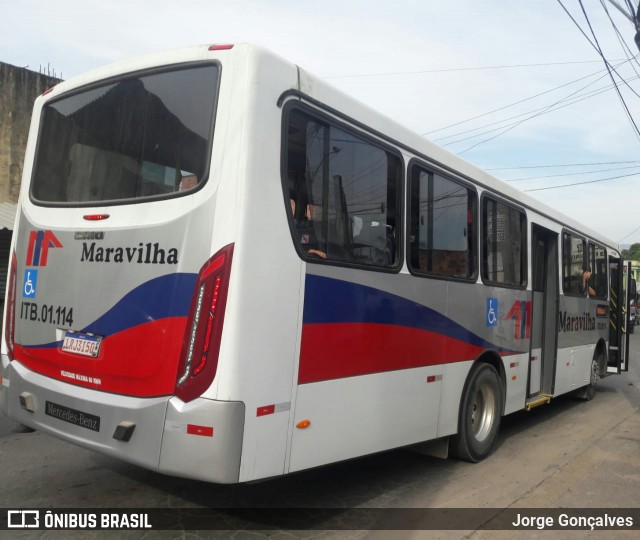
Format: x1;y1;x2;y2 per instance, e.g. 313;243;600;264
23;270;38;299
486;297;498;327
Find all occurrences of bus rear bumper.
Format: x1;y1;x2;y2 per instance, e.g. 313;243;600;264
1;358;245;484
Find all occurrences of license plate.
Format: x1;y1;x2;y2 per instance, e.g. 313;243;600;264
45;401;100;432
61;332;102;358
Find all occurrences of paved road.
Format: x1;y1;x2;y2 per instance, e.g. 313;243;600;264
0;333;639;538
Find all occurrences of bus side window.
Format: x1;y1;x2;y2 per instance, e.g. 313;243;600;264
482;198;526;287
284;108;401;268
409;165;477;280
587;242;607;299
562;232;586;296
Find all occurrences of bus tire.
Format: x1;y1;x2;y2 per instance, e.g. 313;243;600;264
575;352;601;401
451;363;502;463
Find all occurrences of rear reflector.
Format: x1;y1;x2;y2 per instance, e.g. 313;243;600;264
208;44;234;51
257;405;275;417
187;424;214;437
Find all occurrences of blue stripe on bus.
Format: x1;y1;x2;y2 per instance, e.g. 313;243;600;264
82;273;197;336
29;273;197;348
303;274;509;352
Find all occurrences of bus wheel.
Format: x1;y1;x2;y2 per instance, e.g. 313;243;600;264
451;363;502;463
575;353;601;401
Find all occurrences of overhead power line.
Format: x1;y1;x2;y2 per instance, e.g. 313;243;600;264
454;55;637;153
619;222;640;243
424;56;638;142
321;59;626;79
557;0;640;144
504;163;640;182
558;0;640;98
424;57;634;136
523;170;640;191
606;0;637;24
486;159;640;170
438;73;639;146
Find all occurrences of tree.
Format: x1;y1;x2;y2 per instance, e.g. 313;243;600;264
622;243;640;260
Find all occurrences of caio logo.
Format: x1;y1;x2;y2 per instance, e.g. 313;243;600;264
26;230;62;267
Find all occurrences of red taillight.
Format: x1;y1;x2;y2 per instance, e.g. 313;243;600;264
208;44;234;51
5;253;17;359
175;244;234;402
83;214;110;221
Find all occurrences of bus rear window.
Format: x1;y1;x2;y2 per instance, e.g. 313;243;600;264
31;64;218;205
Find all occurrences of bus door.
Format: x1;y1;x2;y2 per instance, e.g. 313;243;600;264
608;258;631;373
529;225;559;396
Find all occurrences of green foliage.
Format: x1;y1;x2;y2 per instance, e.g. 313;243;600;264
622;243;640;260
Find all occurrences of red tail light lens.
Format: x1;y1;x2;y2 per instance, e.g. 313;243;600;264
175;244;234;402
208;44;234;51
5;253;17;359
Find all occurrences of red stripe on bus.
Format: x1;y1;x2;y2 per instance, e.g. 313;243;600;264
298;323;488;384
14;317;187;396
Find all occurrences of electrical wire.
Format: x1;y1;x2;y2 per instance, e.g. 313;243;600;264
558;0;640;99
486;159;640;170
576;0;640;144
423;58;634;136
523;170;640;191
454;57;632;153
601;0;640;80
503;164;640;182
619;222;640;242
320;59;621;79
438;74;638;146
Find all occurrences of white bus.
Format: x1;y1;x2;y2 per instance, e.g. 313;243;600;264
0;44;632;483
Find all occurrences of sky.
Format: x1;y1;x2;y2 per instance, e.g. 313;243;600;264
3;0;640;246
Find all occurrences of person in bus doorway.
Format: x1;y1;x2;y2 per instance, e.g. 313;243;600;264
289;194;327;259
582;269;596;297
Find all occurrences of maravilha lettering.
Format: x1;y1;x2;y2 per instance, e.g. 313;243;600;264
558;311;596;332
80;242;178;264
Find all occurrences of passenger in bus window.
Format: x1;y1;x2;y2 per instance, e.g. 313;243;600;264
178;174;198;191
289;196;327;259
582;270;596;297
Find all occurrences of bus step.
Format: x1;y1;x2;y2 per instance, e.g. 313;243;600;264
525;394;552;411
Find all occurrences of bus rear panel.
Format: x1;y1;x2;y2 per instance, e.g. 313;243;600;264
2;52;248;483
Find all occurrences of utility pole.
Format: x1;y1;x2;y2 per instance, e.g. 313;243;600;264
606;0;640;51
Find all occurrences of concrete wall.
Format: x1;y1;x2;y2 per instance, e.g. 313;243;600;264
0;62;61;203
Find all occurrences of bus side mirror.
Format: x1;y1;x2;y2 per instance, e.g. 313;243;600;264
631;278;637;299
